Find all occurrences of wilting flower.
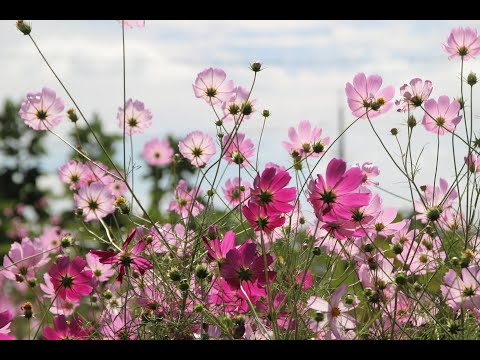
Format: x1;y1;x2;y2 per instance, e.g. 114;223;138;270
91;228;153;283
48;256;93;302
223;177;251;207
465;153;480;173
249;166;296;214
193;68;235;105
117;20;145;28
223;133;255;168
282;120;330;159
18;87;64;130
168;179;204;218
396;78;433;112
74;183;115;222
143;138;174;167
441;266;480;311
355;162;380;186
43;315;92;340
422;96;462;135
221;86;256;122
220;240;275;288
307;284;357;339
117;99;153;135
345;73;395;119
179;130;216;168
442;27;480;61
59;160;90;191
307;158;370;221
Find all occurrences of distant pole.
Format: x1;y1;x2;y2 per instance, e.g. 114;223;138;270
337;90;345;160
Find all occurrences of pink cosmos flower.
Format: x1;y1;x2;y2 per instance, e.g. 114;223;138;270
222;177;251;207
91;228;153;283
465;153;480;173
143;138;174;167
74;183;115;222
441;266;480;311
422;96;462;135
40;273;79;316
345;73;395;119
395;78;433;112
282;120;330;159
34;226;67;252
108;176;128;198
85;252;115;283
81;162;115;187
242;203;286;233
367;208;407;237
59;160;90;191
168;179;205;218
1;237;49;282
355;162;380;186
18;87;64;131
48;256;93;302
43;315;92;340
443;27;480;61
249;166;296;214
203;230;236;264
117;20;145;28
117;99;153;135
150;223;194;257
193;68;235;105
222;133;255;168
221;86;256;122
101;311;139;340
307;158;370;221
414;178;457;223
0;310;14;340
307;284;357;339
295;270;314;291
179;130;216;168
220;240;275;288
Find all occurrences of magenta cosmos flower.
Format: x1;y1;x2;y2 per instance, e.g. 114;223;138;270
179;130;216;168
249;166;297;214
143;138;174;167
74;183;115;222
307;284;357;339
307;158;370;221
193;68;235;105
43;315;92;340
223;132;255;168
59;160;90;191
1;237;49;283
443;27;480;61
40;273;79;316
345;73;395;119
18;87;64;131
282;120;330;159
117;98;153;135
223;177;251;207
242;203;286;233
220;240;275;288
203;230;236;264
0;310;14;340
222;86;256;122
168;179;205;218
422;96;462;135
48;256;93;302
395;78;433;112
91;228;153;283
441;266;480;311
117;20;145;28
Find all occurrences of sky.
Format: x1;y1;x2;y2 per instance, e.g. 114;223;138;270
1;20;480;219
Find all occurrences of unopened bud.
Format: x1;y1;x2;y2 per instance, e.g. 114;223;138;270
467;72;478;86
250;61;262;73
16;20;32;35
61;234;74;249
67;108;78;123
390;128;398;136
22;302;33;319
407;115;417;128
262;109;270;118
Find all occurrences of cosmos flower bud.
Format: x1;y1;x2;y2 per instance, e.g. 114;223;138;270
16;20;32;35
344;294;355;305
395;272;408;285
407;115;417;128
169;268;182;282
250;61;262;72
103;289;113;300
450;257;460;267
179;279;190;292
455;97;465;110
194;304;204;313
262;109;270;118
363;287;373;297
391;243;403;255
390;128;398;136
207;189;215;197
207;225;219;240
61;234;74;249
426;206;442;221
67;108;78;123
314;312;325;322
75;207;84;217
420;185;427;192
413;282;423;292
467;72;478;86
27;278;38;289
145;235;154;244
312;247;322;256
215;120;223;127
114;196;130;214
195;264;209;280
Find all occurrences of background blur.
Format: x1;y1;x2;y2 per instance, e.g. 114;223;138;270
1;19;480;252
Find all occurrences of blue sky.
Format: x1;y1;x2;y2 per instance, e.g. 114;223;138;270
1;20;480;218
